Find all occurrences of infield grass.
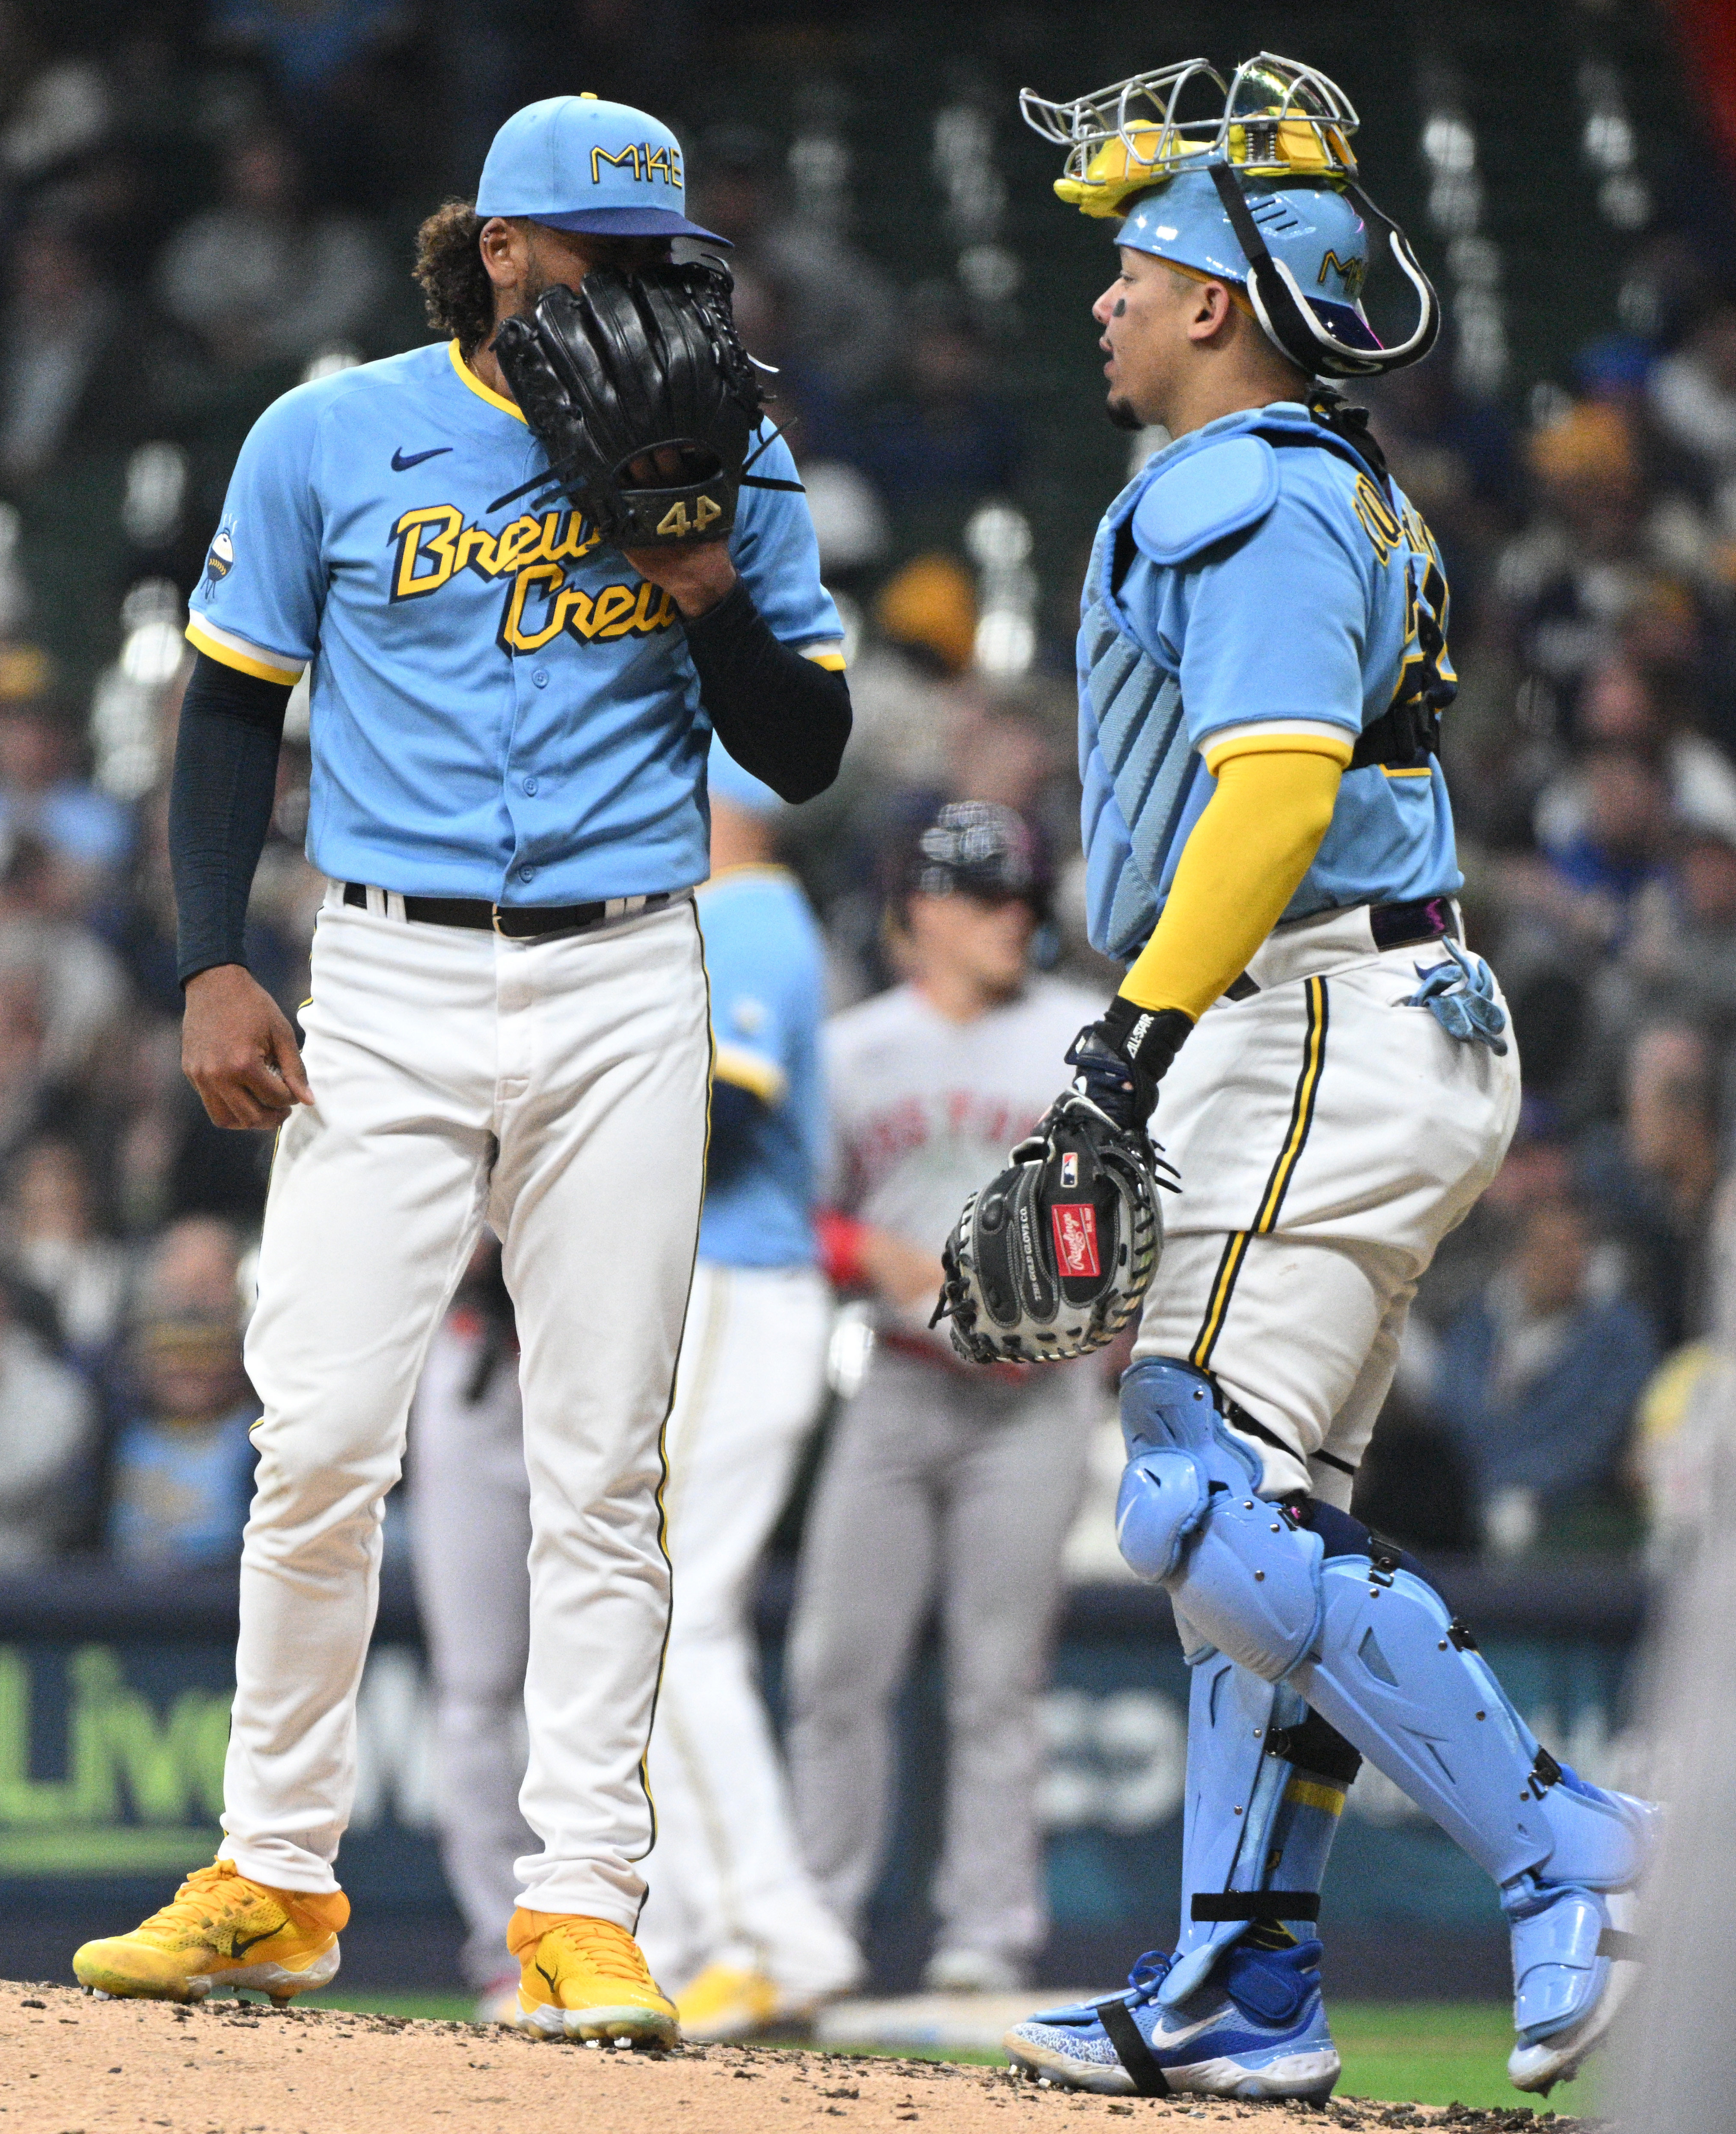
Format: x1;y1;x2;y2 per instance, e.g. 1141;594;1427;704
298;1990;1602;2113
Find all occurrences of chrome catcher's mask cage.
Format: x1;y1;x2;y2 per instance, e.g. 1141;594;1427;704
1018;52;1359;198
1019;52;1439;380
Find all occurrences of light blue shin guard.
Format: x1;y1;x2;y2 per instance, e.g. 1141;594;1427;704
1117;1359;1658;2056
1288;1562;1652;1890
1159;1661;1334;2008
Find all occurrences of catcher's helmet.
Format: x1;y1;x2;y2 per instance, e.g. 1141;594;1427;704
1020;51;1438;379
895;800;1051;918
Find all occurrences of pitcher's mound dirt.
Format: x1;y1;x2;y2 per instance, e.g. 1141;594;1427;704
0;1981;1591;2133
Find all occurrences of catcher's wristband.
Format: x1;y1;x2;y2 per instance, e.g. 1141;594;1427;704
1100;996;1193;1082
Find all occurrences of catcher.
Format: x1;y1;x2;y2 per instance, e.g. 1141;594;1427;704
934;52;1656;2103
72;93;848;2045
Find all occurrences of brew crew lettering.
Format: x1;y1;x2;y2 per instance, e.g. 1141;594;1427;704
391;505;601;595
499;569;675;653
389;503;679;652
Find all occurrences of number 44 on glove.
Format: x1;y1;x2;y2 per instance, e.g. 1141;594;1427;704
492;261;769;552
930;1091;1173;1365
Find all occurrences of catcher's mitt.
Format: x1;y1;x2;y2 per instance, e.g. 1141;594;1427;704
930;1092;1166;1365
492;262;764;551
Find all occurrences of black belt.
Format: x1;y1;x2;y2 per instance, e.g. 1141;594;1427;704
1223;895;1458;1002
343;883;670;938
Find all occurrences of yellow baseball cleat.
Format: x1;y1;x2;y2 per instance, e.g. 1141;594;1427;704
507;1909;678;2046
72;1859;348;2005
675;1962;781;2042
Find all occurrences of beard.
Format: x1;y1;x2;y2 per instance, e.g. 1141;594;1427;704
1106;392;1145;432
512;255;552;318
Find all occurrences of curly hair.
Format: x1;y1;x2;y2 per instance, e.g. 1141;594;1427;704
413;200;496;356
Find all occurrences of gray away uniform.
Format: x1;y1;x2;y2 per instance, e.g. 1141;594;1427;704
786;976;1103;1978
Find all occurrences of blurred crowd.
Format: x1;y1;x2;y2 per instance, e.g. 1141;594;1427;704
0;4;1734;1577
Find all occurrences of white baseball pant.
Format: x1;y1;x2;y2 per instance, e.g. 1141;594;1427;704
1134;903;1522;1504
219;886;709;1924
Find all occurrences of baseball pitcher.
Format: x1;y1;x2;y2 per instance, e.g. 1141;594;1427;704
73;94;849;2048
932;53;1656;2103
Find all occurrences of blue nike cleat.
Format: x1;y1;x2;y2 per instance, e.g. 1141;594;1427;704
1003;1940;1339;2101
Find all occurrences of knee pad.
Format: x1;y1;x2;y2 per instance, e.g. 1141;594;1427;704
1114;1359;1225;1581
1116;1359;1324;1681
1115;1449;1210;1583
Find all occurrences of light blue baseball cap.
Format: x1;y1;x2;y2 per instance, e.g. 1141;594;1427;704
1120;166;1378;353
707;733;783;815
476;95;726;244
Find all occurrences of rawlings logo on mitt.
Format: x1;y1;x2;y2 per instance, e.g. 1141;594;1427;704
930;1093;1169;1365
492;261;766;551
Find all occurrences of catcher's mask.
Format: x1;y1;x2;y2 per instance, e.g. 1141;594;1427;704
1020;51;1439;380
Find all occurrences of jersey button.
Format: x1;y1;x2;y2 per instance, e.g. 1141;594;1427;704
532;667;549;688
518;865;535;883
522;776;539;796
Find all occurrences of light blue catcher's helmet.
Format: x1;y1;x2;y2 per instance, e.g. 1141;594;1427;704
1020;51;1438;379
1119;167;1380;356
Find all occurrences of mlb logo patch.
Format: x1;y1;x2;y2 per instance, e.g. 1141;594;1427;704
1061;1152;1079;1188
1051;1202;1101;1279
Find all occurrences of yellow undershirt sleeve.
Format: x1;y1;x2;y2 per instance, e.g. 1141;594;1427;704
1118;742;1349;1023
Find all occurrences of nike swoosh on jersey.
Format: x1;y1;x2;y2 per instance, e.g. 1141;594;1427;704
391;446;453;471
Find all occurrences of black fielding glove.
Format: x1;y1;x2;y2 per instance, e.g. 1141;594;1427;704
1064;999;1194;1133
492;264;763;552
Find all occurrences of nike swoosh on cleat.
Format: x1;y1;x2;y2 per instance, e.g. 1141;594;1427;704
226;1927;282;1961
392;446;452;471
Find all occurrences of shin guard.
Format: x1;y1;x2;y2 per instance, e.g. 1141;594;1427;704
1161;1661;1361;2009
1288;1561;1652;1891
1119;1356;1658;2066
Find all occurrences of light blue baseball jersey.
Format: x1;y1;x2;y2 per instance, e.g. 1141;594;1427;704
1078;400;1461;963
185;339;843;905
697;864;826;1269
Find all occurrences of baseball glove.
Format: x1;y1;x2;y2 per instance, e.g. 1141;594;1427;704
491;262;765;551
929;1091;1167;1365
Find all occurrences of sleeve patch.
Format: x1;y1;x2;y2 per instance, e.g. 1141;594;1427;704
1131;435;1279;566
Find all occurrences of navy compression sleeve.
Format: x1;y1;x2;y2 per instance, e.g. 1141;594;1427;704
682;580;851;803
169;652;291;984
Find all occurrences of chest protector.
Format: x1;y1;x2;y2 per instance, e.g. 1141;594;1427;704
1079;472;1199;963
1080;403;1440;965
